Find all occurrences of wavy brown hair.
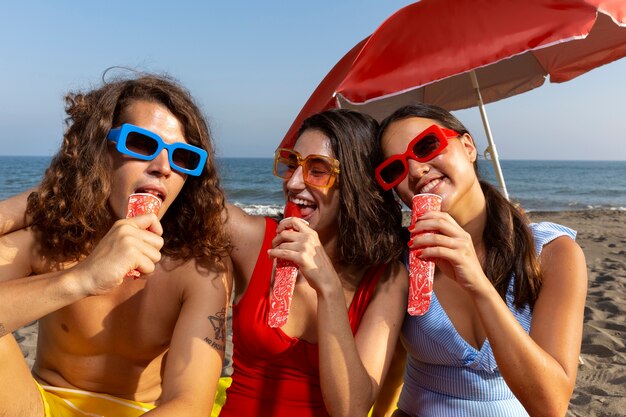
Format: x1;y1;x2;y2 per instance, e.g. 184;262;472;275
378;104;542;309
27;73;228;267
297;109;404;268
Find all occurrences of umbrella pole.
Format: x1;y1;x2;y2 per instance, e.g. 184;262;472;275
470;70;509;200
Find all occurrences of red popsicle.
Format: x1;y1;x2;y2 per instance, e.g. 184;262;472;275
125;193;162;279
408;193;442;316
268;202;302;328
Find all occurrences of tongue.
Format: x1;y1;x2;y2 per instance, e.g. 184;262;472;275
283;202;302;219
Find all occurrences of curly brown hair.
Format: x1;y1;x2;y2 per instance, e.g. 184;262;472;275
27;73;228;267
378;103;542;309
297;109;404;268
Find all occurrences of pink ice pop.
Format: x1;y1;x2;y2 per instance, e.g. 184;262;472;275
125;193;162;279
408;193;442;316
268;202;302;328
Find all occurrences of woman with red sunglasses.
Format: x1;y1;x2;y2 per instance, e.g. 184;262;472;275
372;104;587;417
220;109;408;417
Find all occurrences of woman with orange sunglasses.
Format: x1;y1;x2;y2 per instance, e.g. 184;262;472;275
372;104;587;417
221;109;408;417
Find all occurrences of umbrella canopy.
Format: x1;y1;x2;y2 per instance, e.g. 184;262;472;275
278;0;626;198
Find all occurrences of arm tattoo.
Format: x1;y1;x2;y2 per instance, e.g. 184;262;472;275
0;323;7;338
204;308;226;351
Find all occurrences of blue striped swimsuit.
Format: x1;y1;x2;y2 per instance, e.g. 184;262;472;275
398;222;576;417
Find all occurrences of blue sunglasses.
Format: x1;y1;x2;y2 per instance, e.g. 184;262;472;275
107;123;207;176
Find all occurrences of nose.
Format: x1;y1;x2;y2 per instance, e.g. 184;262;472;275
147;149;172;177
285;165;306;192
407;158;430;179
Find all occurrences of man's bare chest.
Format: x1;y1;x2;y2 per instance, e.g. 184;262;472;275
41;273;181;358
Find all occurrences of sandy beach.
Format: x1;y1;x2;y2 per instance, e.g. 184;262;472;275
527;209;626;417
14;209;626;416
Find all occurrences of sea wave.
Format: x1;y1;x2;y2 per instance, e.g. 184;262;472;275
235;202;626;217
235;202;284;217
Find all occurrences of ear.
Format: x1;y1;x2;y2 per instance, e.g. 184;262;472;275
459;133;477;163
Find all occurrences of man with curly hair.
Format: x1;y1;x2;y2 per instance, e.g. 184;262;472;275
0;74;231;416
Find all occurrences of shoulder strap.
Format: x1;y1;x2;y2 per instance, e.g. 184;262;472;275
240;217;278;303
347;263;387;334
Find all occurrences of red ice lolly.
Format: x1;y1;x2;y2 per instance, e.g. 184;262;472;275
268;202;302;328
408;193;442;316
125;193;162;279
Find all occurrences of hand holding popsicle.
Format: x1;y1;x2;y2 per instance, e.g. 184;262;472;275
409;208;490;297
125;193;162;279
71;204;163;296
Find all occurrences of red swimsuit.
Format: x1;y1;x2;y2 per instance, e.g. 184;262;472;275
220;218;387;417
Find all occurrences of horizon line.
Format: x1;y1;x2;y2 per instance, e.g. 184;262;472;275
0;155;624;163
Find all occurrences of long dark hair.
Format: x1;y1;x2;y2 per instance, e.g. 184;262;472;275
27;73;228;267
298;109;404;268
378;103;541;308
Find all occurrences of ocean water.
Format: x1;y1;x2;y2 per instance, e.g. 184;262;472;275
0;156;624;215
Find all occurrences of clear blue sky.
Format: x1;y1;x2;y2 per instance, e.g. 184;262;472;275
1;0;625;160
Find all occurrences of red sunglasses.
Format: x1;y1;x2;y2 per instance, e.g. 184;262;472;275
375;124;460;191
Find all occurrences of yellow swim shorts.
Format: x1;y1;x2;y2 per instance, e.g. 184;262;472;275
35;380;155;417
211;376;232;416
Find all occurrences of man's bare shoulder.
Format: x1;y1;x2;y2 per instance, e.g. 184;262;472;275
159;254;232;295
0;227;42;279
159;254;231;278
224;203;268;260
225;204;267;238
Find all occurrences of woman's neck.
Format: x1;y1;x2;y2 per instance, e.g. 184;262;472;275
449;182;487;249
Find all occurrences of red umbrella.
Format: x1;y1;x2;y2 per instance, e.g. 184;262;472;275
278;0;626;199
